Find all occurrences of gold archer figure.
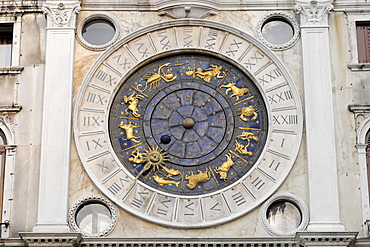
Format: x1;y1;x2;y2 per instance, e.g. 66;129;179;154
121;92;144;118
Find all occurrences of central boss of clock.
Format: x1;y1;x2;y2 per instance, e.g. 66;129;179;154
108;54;268;196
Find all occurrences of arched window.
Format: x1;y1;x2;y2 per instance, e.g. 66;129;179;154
366;130;370;204
0;130;6;222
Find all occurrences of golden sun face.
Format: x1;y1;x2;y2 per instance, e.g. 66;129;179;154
144;145;169;171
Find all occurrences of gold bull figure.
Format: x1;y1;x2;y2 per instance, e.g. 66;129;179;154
185;169;211;190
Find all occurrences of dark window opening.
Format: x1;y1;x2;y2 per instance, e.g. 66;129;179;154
356;22;370;63
0;24;13;67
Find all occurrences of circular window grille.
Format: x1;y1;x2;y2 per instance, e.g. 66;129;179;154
256;12;300;50
69;195;117;237
76;12;120;51
260;193;309;236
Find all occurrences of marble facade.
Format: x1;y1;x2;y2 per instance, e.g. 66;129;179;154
0;0;369;246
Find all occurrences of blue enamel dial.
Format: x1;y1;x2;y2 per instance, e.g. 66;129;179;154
108;53;268;196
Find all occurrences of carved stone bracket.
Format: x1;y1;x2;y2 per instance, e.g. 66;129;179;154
294;0;333;26
42;1;80;28
348;104;370;131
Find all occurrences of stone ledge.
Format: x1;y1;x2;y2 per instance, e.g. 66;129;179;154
0;104;22;114
0;67;24;75
348;63;370;71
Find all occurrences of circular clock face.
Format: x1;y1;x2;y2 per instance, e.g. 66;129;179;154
74;20;302;228
109;54;268;196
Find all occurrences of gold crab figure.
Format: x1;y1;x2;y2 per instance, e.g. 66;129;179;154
121;92;144;118
128;146;181;187
185;63;226;83
237;105;259;122
136;62;183;92
234;131;259;156
220;82;250;101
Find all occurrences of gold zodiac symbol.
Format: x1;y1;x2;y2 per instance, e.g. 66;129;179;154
237;105;259;122
153;175;180;187
220;82;250;101
136;63;183;92
118;121;140;143
214;153;235;181
185;64;226;83
128;145;182;187
128;147;147;164
162;166;181;178
234;132;259;156
121;92;144;118
185;169;211;190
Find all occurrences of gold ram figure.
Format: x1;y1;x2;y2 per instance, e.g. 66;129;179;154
214;153;235;180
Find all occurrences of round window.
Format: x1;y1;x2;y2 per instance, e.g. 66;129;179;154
266;201;302;233
76;13;120;50
256;12;300;50
261;18;294;46
260;193;309;236
69;195;117;237
76;202;112;235
82;19;116;46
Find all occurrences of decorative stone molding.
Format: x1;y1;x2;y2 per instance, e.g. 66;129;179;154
42;1;80;28
157;5;218;19
260;193;309;236
20;232;82;247
256;11;300;50
69;195;117;237
76;12;121;51
294;0;333;26
295;232;357;246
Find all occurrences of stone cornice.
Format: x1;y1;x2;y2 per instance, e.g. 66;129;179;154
19;232;82;247
295;0;333;27
42;1;80;28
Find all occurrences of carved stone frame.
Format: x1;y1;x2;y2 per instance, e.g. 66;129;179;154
76;12;121;51
256;11;300;51
260;192;309;236
69;194;118;237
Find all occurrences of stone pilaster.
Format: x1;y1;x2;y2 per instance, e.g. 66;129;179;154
33;1;80;233
294;0;344;231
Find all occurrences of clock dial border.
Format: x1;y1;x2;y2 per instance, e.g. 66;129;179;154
74;20;303;228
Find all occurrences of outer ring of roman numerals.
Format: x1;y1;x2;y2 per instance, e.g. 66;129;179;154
74;20;303;228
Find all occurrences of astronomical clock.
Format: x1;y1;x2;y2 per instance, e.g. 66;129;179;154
74;20;303;228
